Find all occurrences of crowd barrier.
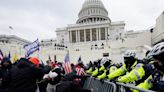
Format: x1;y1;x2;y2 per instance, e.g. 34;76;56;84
83;77;155;92
116;82;155;92
83;77;117;92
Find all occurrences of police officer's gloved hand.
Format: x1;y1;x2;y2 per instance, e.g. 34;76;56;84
154;81;164;92
99;79;105;84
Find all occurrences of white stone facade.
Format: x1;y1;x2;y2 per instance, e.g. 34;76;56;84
55;0;152;64
0;35;30;59
0;0;163;65
152;12;164;44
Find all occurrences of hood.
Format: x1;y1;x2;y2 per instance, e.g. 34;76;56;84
1;57;12;68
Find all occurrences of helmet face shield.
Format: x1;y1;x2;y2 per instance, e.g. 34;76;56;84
124;56;135;69
150;42;164;73
124;50;136;58
154;60;164;73
150;42;164;56
153;53;164;69
124;57;131;65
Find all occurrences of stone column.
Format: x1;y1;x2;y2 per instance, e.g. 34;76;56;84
90;29;92;41
99;28;101;40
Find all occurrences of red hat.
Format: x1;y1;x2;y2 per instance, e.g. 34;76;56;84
29;57;39;66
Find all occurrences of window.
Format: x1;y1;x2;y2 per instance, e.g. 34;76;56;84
92;28;96;41
80;30;84;42
100;28;105;40
72;31;76;43
103;53;109;57
86;29;90;41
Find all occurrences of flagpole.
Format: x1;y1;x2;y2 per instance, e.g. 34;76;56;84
38;49;40;61
9;26;14;35
37;39;40;61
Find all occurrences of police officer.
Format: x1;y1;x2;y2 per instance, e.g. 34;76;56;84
133;42;164;92
107;50;141;81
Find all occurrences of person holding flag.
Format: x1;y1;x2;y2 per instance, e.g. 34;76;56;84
63;51;72;74
76;56;86;76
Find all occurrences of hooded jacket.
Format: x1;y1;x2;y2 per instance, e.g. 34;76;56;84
0;57;12;89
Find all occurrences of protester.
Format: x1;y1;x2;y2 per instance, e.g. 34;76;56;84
0;57;12;92
37;63;51;92
44;63;62;92
9;57;44;92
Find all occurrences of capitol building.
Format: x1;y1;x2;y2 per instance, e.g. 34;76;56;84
0;0;163;64
54;0;153;64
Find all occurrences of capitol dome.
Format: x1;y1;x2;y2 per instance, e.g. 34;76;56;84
77;0;110;24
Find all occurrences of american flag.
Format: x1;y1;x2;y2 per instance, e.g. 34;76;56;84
63;51;72;74
76;66;86;76
0;50;4;61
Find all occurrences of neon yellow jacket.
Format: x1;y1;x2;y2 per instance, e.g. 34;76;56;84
92;68;98;77
99;65;105;71
86;67;93;74
132;75;153;92
97;65;118;80
110;65;118;73
118;63;145;83
108;64;127;80
97;70;107;80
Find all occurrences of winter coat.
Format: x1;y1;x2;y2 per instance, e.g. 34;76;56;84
8;58;44;92
48;68;61;85
0;57;12;90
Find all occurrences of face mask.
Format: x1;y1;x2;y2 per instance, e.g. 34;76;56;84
154;61;164;73
124;57;135;65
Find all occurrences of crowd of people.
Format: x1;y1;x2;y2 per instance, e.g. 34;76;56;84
86;41;164;92
0;41;164;92
0;55;91;92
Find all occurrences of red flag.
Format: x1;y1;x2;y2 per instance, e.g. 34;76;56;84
63;52;72;74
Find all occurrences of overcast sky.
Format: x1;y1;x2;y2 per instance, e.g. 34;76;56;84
0;0;163;41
